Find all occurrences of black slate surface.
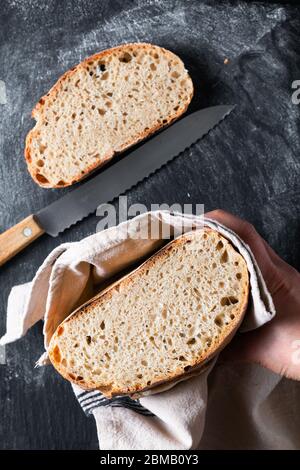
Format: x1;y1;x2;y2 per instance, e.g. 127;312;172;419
0;0;299;449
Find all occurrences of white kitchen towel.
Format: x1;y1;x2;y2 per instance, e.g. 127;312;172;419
0;210;276;449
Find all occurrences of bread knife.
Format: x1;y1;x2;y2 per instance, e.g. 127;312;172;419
0;105;234;267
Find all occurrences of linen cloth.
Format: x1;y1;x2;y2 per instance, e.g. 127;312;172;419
0;211;276;449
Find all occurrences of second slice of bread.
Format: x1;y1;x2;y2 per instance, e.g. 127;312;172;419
49;229;249;397
25;43;193;188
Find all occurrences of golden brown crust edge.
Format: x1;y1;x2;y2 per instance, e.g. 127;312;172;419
24;43;194;188
48;229;249;397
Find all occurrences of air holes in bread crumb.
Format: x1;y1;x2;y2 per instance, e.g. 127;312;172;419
98;108;106;116
119;52;132;63
101;72;109;80
98;62;106;72
193;287;201;298
236;273;242;280
214;315;224;327
86;335;91;345
39;144;47;154
187;338;196;346
100;321;105;330
52;345;61;363
184;365;192;372
221;297;231;306
37;159;44;168
221;296;238;306
171;71;180;79
150;63;157;71
35;173;49;185
216;240;224;251
179;356;187;361
220;250;228;263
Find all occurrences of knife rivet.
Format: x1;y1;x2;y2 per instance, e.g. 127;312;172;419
23;227;32;238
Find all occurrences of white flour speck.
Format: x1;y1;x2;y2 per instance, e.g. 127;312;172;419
0;80;7;105
0;345;6;364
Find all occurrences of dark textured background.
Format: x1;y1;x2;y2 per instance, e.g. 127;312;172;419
0;0;299;449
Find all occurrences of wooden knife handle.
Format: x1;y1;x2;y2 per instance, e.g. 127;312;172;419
0;215;45;267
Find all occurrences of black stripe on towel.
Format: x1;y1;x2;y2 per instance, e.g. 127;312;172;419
76;390;154;417
77;391;101;406
77;390;96;400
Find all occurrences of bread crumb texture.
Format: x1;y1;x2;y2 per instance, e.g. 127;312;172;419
49;229;249;397
25;43;194;187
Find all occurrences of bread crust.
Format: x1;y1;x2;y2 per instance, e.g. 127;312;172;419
48;229;249;397
25;43;194;188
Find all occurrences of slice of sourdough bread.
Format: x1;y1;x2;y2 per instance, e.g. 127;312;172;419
48;229;249;397
25;43;194;188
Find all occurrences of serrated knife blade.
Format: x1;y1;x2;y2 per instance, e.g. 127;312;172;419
0;105;234;267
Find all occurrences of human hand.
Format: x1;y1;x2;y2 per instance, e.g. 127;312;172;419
206;209;300;380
